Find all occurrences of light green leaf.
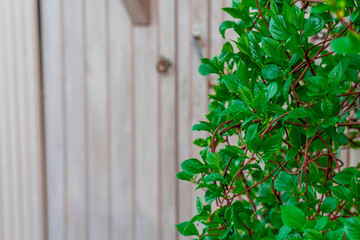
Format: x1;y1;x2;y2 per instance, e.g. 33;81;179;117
203;173;229;185
343;217;360;240
314;216;328;230
181;158;206;175
175;221;199;236
331;32;360;54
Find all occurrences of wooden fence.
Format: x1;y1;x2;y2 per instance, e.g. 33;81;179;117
40;0;230;239
0;0;359;240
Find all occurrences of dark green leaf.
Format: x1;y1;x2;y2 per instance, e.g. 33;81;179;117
304;16;324;38
262;64;281;80
320;197;338;213
280;205;306;230
219;21;235;38
269;16;291;40
330;186;351;202
274;171;296;192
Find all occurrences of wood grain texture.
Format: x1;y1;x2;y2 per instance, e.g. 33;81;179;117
85;0;110;239
63;0;87;239
134;0;159;239
158;0;177;239
108;0;134;239
41;0;66;239
176;0;197;239
0;0;45;239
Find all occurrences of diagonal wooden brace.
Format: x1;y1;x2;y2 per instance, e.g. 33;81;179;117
121;0;150;25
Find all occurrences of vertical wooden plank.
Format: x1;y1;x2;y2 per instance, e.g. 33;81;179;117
84;0;110;239
4;0;21;239
134;0;159;238
63;0;87;239
25;0;46;239
190;0;209;155
0;2;9;239
41;0;66;239
108;1;134;240
13;0;28;238
210;0;226;57
176;1;195;239
158;0;177;239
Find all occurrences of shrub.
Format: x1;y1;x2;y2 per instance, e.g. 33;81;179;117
176;0;360;239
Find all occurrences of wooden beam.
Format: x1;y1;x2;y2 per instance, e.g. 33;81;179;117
121;0;149;25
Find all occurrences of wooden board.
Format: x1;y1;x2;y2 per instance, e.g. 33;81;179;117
133;0;159;238
108;1;134;239
0;0;45;239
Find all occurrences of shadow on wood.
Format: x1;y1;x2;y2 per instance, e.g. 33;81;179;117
121;0;149;25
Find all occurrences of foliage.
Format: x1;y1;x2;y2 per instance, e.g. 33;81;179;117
176;0;360;239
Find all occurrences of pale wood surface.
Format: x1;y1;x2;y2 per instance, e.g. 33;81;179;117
40;0;229;239
0;0;45;240
0;0;359;239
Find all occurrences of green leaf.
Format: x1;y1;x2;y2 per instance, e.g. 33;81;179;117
203;173;229;185
304;229;324;240
330;186;351;202
314;216;328;231
238;85;254;106
280;205;306;230
219;21;235;38
334;168;357;185
284;76;292;105
262;64;281;80
222;41;234;53
246;124;259;141
175;221;199;236
274;171;296;192
331;32;360;54
196;196;203;214
192;122;212;132
320;197;338;213
321;97;334;115
198;58;220;76
262;37;280;58
278;225;292;239
176;171;193;181
266;82;278;100
223;74;240;93
269;16;291;40
181;158;206;175
306;125;318;138
343;217;360;240
304;16;324;38
263;133;283;153
285;107;309;119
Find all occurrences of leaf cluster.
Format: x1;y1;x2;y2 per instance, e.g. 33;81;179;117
177;0;360;239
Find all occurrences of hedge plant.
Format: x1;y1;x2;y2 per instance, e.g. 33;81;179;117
176;0;360;239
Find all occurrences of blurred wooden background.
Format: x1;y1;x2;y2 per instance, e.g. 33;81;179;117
0;0;358;240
